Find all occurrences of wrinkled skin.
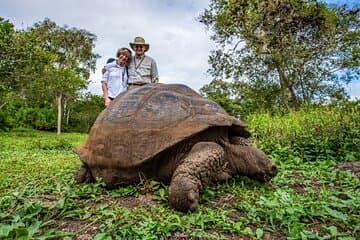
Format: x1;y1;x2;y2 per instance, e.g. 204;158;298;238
167;138;277;212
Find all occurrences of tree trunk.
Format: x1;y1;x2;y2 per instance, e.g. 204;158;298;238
57;93;62;135
0;102;7;110
63;99;71;125
288;83;300;111
277;68;291;112
277;67;300;111
66;108;70;125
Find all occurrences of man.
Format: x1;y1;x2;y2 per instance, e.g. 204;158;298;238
128;36;159;88
101;48;131;106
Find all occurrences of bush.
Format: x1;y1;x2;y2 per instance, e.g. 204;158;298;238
247;101;360;163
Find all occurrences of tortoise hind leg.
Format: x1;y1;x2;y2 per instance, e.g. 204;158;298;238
74;165;94;183
168;142;226;212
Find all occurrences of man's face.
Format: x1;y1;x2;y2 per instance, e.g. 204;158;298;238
134;45;145;57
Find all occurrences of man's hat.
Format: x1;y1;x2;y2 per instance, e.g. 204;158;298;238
129;36;150;52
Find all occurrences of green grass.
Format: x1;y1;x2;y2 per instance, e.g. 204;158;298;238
0;106;359;239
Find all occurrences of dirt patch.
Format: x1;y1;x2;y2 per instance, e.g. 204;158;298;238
262;231;286;240
167;232;190;240
116;193;157;209
207;194;238;208
227;209;247;222
337;161;360;178
306;222;327;236
289;173;326;194
30;194;59;208
52;217;99;240
204;228;286;240
77;193;157;210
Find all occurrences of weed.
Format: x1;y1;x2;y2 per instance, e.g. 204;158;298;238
0;105;359;239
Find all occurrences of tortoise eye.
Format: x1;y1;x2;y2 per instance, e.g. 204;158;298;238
229;137;249;146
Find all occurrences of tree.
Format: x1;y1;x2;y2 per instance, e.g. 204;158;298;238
28;18;99;134
200;79;281;118
200;0;360;111
67;94;104;132
0;18;53;110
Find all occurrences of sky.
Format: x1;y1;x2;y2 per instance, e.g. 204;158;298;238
1;0;359;99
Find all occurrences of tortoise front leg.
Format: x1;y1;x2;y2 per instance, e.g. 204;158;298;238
168;142;226;212
74;164;94;183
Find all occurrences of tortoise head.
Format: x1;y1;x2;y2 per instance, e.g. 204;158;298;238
223;137;278;182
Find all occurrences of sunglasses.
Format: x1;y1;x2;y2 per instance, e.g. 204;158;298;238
135;45;144;49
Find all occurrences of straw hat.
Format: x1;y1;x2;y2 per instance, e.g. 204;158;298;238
129;36;150;52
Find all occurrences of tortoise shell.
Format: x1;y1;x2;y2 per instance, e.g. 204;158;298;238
75;84;250;169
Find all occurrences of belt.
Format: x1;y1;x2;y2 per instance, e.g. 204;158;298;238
128;82;147;86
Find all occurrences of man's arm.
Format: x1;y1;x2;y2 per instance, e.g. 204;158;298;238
151;59;159;83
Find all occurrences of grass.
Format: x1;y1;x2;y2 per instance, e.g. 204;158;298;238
0;106;359;239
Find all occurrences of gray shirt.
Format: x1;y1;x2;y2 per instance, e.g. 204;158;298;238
128;55;159;84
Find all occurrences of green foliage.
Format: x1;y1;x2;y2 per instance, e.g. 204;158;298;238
0;101;56;131
200;79;281;118
200;79;243;117
0;105;359;239
0;93;103;133
66;94;104;133
247;100;360;162
200;0;360;110
0;17;100;133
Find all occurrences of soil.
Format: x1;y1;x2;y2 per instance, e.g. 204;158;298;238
337;161;360;178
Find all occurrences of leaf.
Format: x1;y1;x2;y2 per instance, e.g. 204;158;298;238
243;226;254;236
325;207;347;222
28;221;41;237
15;227;29;238
327;226;338;237
94;232;112;240
0;224;12;237
255;228;263;239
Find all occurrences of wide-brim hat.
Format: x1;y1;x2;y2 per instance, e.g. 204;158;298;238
130;36;150;52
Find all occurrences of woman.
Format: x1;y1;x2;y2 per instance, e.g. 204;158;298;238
101;48;131;107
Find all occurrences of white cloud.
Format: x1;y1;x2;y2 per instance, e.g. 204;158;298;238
1;0;215;95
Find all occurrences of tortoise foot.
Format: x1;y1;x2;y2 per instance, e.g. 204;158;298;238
74;165;94;183
168;176;200;212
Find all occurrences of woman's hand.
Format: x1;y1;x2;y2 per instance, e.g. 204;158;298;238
104;97;111;107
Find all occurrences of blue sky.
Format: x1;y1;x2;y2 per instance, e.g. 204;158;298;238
0;0;359;99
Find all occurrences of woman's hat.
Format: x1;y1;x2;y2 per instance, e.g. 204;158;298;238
106;58;116;64
129;36;150;52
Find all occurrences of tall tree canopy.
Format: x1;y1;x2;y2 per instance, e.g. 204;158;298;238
0;18;53;109
200;79;281;118
28;18;99;134
0;17;100;133
200;0;360;111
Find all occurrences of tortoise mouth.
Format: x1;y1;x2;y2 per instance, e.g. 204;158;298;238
253;174;274;182
253;166;278;182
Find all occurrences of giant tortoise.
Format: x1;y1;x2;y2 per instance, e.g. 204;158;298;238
75;84;278;212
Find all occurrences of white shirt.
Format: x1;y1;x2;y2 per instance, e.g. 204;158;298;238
102;62;128;98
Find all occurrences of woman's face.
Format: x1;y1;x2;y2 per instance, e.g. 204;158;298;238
118;53;129;65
